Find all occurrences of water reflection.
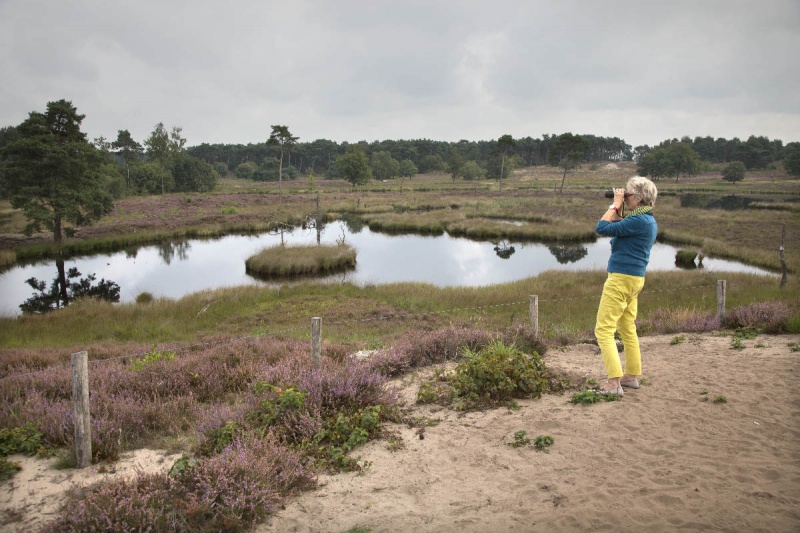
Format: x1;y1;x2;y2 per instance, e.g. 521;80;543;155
0;220;776;316
492;241;516;259
548;244;589;264
20;259;120;314
158;241;191;265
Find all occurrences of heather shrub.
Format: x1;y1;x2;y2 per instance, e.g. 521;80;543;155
49;435;316;532
366;326;496;376
722;300;791;333
637;307;719;334
47;471;180;532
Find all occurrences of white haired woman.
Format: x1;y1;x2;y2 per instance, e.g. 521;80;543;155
594;176;659;396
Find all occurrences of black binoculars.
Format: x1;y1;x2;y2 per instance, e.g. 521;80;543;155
604;190;631;198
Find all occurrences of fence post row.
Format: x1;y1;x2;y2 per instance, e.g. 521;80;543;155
65;281;730;469
71;351;92;469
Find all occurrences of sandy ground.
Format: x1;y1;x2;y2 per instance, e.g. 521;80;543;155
2;333;799;532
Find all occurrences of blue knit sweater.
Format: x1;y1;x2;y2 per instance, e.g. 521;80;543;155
595;213;658;277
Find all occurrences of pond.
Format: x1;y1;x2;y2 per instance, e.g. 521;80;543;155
0;220;776;316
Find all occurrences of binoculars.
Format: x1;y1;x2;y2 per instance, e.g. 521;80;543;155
604;190;631;198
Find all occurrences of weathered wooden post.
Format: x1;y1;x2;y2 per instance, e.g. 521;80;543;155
716;280;727;326
780;223;787;289
311;317;322;368
71;351;92;468
529;295;539;338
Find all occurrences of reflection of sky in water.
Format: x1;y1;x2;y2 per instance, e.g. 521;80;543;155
0;221;776;316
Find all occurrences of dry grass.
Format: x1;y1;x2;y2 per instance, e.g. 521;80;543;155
245;244;357;277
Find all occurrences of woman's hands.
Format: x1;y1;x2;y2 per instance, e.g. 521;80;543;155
612;188;626;208
601;189;625;222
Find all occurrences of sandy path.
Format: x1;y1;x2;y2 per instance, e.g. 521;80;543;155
259;333;800;533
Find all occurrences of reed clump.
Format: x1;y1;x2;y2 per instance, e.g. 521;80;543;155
245;244;356;278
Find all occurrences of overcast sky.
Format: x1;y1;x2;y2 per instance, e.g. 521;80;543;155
1;0;798;149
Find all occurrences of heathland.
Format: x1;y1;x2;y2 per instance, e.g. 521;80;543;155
0;162;798;531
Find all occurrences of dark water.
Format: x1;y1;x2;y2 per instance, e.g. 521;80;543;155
0;220;775;316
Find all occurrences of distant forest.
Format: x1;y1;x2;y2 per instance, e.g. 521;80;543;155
186;133;797;183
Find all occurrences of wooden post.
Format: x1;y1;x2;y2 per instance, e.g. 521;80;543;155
716;280;727;326
780;223;787;289
71;351;92;468
529;295;539;338
311;317;321;368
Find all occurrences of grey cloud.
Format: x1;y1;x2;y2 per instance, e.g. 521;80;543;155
1;0;798;147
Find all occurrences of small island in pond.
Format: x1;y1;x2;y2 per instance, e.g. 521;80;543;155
245;244;357;278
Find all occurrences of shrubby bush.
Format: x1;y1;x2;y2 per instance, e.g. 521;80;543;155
722;300;791;333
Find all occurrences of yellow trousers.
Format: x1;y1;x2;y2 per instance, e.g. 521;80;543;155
594;273;645;379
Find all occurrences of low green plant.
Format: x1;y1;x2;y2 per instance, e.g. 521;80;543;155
449;341;549;409
734;327;759;340
789;342;800;352
312;406;382;471
507;400;521;411
731;337;745;350
670;335;686;345
509;430;531;448
533;435;554;453
569;390;621;404
130;345;176;371
713;395;728;404
0;457;22;480
0;422;44;457
200;421;242;456
0;423;46;481
416;382;443;404
168;453;197;477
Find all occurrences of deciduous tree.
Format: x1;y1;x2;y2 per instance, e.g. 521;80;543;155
447;150;465;182
399;159;418;178
369;150;400;180
335;146;371;186
721;161;746;183
144;123;186;194
783;143;800;177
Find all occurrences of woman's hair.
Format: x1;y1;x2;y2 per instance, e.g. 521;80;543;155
627;176;658;206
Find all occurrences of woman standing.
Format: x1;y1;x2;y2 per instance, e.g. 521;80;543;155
594;176;658;396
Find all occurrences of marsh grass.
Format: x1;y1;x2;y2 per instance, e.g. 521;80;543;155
245;244;357;278
0;249;15;268
1;270;796;354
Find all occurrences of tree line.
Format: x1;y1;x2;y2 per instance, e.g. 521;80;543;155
189;132;799;187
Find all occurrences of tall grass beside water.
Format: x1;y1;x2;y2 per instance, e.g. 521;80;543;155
2;270;796;359
0;249;15;268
